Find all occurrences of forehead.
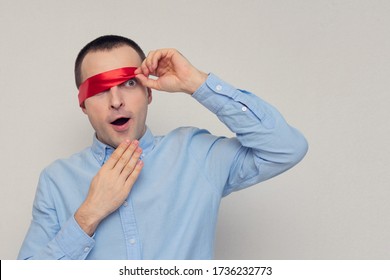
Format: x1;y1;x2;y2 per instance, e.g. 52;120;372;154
81;45;142;82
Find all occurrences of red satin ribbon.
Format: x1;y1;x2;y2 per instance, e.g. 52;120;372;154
78;67;138;107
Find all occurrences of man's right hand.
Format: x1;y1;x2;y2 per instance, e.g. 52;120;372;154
75;139;143;236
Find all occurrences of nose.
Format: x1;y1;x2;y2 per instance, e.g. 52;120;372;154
108;86;124;109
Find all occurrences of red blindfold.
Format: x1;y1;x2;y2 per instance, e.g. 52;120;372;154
78;67;137;107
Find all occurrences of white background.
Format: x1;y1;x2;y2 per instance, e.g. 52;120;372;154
1;0;389;259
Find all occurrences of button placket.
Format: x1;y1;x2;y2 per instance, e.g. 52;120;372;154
119;199;142;259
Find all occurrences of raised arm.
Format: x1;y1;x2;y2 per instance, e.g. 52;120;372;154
135;49;308;195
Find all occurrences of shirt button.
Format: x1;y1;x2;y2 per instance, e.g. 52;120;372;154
216;85;222;92
129;239;136;245
123;201;128;207
242;106;248;112
84;247;90;252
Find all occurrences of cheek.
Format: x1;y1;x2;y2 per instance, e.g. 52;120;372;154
84;103;106;126
126;92;150;110
86;113;103;133
136;99;150;117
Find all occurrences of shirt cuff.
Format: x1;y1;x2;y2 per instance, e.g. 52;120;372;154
192;73;238;114
192;73;275;129
55;215;95;259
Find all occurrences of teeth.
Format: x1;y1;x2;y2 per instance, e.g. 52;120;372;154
111;118;129;126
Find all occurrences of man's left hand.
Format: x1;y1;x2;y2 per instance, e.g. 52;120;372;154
134;48;208;95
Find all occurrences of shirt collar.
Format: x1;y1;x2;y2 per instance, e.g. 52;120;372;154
91;126;155;165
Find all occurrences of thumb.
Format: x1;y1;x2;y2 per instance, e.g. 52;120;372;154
136;74;160;90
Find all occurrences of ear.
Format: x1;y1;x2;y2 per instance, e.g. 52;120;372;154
81;105;88;115
147;88;152;104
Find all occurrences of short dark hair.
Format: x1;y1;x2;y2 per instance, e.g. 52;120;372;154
74;35;146;88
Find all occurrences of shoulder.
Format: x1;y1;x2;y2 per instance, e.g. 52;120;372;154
42;146;93;177
169;126;211;137
159;126;240;155
157;126;216;145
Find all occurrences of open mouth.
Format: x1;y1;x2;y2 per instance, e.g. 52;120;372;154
111;117;130;126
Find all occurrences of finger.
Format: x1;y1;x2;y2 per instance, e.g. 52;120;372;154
124;160;144;191
149;50;163;74
139;49;168;77
134;67;142;75
145;50;156;73
112;140;139;171
120;146;142;178
136;74;160;90
140;62;150;77
139;54;151;77
104;139;131;169
147;50;169;75
135;64;150;78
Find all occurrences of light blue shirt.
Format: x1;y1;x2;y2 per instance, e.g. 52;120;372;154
18;74;308;259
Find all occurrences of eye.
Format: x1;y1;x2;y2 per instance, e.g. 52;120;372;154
122;78;137;88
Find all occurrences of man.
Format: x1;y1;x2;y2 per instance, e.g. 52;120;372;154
18;35;308;259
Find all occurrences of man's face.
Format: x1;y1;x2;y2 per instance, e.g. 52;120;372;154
80;46;152;148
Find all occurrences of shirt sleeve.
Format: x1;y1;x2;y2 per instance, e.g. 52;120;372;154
17;171;95;260
192;73;308;196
